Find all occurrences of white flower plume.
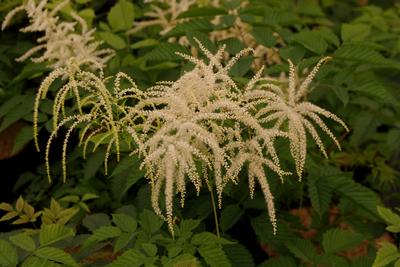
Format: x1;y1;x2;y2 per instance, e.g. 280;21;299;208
2;0;114;69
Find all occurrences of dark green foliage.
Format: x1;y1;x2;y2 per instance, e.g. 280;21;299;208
0;0;399;266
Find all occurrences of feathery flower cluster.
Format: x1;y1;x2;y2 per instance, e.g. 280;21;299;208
245;58;349;178
1;0;114;69
34;58;143;183
34;40;347;235
128;0;199;36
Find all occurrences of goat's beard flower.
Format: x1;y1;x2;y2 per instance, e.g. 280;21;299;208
1;0;114;69
134;39;292;234
33;38;347;235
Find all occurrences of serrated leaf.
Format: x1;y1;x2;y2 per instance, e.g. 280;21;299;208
322;228;364;254
334;44;397;67
82;213;111;232
21;256;61;267
141;243;157;257
113;233;133;253
139;210;163;234
315;254;350;267
307;174;333;216
0;240;18;267
192;232;233;246
176;219;200;237
112;214;137;233
372;242;400;267
229;56;253;76
258;256;297;267
223;244;254;267
252;27;277;47
292;31;328;55
34;247;77;267
329;175;381;217
107;0;134;31
341;23;371;43
167;19;214;37
0;203;13;212
82;226;121;249
108;249;146;267
164;253;200;267
377;206;400;228
143;43;190;61
285;238;316;262
39;224;74;247
9;233;36;252
198;245;231;267
98;32;126;50
0;211;19;222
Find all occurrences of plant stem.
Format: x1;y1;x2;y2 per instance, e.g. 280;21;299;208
207;183;220;239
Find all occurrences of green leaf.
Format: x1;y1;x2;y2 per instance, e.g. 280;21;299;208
139;210;163;233
307;174;333;216
39;224;74;247
251;215;296;243
223;244;254;267
167;19;214;37
114;233;133;253
21;256;61;267
220;204;243;232
178;7;227;18
176;219;200;238
334;44;396;67
12;125;33;155
329;175;381;217
83;150;104;180
143;43;190;61
285;238;316;262
34;247;77;267
9;233;36;252
141;243;157;257
0;94;34;132
107;0;134;31
108;249;146;267
341;23;371;43
164;254;200;267
315;254;350;267
229;56;253;76
252;27;277;47
322;228;365;254
12;63;50;83
192;232;233;246
291;31;328;55
377;206;400;229
258;256;297;267
0;240;18;267
372;242;400;267
198;245;231;267
98;32;126;50
130;39;159;49
347;76;395;104
82;213;111;232
82;226;122;249
112;214;137;233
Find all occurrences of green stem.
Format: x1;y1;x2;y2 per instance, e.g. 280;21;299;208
207;183;220;240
